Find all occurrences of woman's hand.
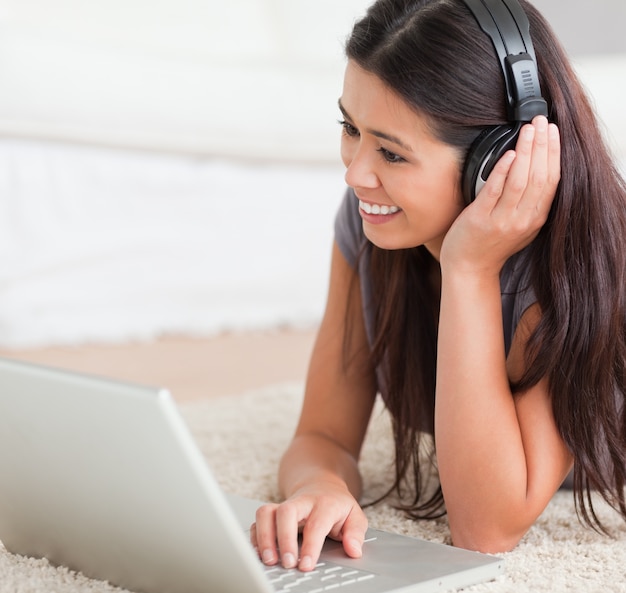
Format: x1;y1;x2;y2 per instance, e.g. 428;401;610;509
249;242;375;572
250;482;368;572
441;115;561;276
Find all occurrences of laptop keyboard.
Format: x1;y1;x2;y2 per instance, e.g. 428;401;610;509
264;560;378;593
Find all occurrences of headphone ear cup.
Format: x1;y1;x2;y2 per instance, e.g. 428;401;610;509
462;122;523;204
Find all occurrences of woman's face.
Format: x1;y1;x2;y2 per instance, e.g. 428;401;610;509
340;61;464;259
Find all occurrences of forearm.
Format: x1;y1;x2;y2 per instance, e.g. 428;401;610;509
435;269;531;550
432;115;565;552
278;433;364;501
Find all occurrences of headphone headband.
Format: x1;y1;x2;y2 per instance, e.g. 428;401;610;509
462;0;548;121
460;0;549;203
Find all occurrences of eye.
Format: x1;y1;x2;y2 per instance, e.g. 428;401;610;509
377;147;405;164
338;120;359;138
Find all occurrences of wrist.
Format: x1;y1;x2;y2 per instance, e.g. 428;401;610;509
440;262;502;287
283;473;359;504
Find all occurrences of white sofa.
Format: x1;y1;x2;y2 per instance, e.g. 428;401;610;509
0;0;624;347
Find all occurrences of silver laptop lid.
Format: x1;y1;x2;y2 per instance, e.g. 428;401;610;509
0;357;272;593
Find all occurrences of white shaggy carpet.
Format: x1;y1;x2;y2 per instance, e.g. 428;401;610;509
1;383;625;592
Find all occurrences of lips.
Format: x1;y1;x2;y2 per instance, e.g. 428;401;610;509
358;200;400;216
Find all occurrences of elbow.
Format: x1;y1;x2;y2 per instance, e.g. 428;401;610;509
449;523;528;555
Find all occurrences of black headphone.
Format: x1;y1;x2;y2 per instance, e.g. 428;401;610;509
461;0;548;204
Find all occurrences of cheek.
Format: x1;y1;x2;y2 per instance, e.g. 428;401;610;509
430;183;465;226
425;164;464;213
403;170;464;224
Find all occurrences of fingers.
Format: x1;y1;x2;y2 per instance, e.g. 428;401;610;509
252;503;281;566
250;498;368;572
509;115;560;216
480;115;561;218
336;506;369;559
253;502;303;569
442;116;561;273
546;120;561;191
477;149;517;210
299;504;368;570
275;502;306;569
253;499;320;571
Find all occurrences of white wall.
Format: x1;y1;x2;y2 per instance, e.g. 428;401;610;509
0;0;372;161
532;0;626;56
0;1;624;347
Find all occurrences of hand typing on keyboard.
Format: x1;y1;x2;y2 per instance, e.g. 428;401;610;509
250;480;369;573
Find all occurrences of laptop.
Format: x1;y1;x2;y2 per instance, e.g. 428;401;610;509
0;357;504;593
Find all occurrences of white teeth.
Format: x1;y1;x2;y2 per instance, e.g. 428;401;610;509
359;200;400;215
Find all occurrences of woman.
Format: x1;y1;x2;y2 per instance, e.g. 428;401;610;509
252;0;626;571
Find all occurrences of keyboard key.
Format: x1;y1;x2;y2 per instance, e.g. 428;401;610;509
265;559;378;593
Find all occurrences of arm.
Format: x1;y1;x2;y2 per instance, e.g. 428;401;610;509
253;241;377;571
436;116;572;552
436;286;573;552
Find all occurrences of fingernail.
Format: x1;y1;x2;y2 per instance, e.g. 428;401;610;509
350;539;363;557
536;116;548;132
262;549;275;564
549;123;560;138
282;552;296;569
299;555;314;571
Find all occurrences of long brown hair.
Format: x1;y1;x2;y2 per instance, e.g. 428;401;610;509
345;0;626;529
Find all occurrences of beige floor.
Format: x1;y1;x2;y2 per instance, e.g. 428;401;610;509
0;328;318;402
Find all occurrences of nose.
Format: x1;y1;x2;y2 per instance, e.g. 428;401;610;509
343;144;380;190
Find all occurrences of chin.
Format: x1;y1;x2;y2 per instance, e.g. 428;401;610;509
363;228;413;251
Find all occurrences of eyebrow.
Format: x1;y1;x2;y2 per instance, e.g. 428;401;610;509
338;99;414;153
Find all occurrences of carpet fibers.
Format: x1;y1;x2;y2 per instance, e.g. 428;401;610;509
1;383;625;592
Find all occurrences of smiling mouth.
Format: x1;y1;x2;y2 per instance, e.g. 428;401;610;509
359;200;401;215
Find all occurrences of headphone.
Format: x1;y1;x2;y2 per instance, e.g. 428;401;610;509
461;0;548;204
